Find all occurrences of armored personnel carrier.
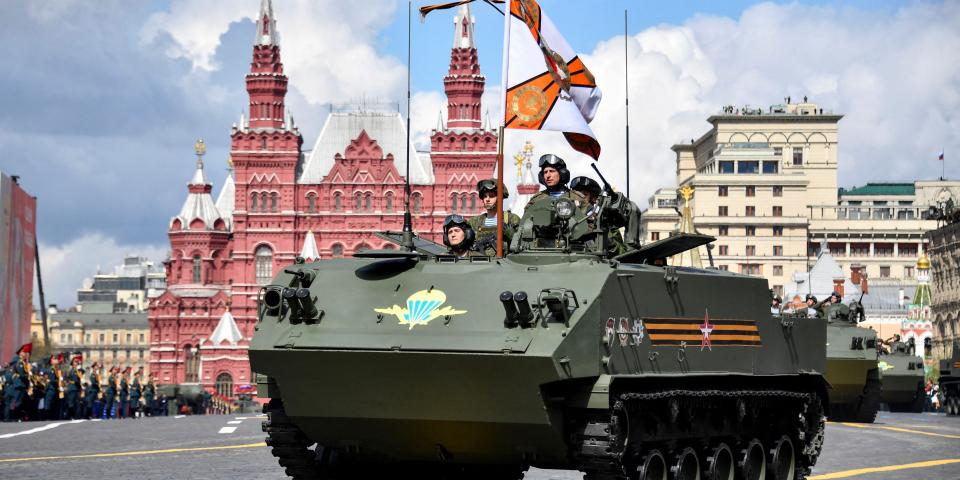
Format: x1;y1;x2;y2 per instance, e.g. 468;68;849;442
822;301;882;422
250;193;829;480
940;342;960;415
878;339;926;413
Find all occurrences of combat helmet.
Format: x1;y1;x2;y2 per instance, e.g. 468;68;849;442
441;214;476;249
476;178;509;198
570;176;601;198
538;154;570;187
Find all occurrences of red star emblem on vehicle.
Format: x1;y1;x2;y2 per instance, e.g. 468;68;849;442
700;309;713;351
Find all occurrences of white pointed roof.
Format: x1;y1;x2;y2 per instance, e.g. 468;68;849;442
209;310;243;346
512;161;538;217
254;0;279;46
172;159;226;230
453;4;475;49
785;241;861;301
300;230;319;261
298;109;434;185
215;170;235;230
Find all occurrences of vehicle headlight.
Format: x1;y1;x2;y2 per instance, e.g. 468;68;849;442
555;198;575;220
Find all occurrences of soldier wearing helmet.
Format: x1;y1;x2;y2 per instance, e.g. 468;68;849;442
570;176;627;255
518;154;587;245
442;214;479;258
468;179;520;256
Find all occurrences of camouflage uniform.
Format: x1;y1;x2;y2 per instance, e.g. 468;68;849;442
468;212;521;256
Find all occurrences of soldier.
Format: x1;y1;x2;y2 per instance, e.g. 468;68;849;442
804;295;819;318
143;372;157;417
442;214;479;258
103;367;117;419
520;155;588;246
771;296;783;316
84;362;101;419
129;368;143;418
468;179;520;256
570;176;627;255
41;353;62;420
8;343;32;422
524;154;586;209
64;354;83;419
118;367;130;419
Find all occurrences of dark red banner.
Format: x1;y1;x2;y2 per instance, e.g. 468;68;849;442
0;172;36;362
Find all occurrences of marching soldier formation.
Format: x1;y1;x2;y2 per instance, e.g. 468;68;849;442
1;342;162;422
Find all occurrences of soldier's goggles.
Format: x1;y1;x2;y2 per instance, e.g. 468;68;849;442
569;176;601;193
443;214;468;229
538;154;565;168
477;179;497;192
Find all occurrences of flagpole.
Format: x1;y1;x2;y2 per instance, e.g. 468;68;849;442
624;9;630;198
496;1;512;258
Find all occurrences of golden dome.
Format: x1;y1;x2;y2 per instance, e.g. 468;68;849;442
917;253;930;269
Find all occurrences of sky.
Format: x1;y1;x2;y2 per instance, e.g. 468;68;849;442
0;0;957;307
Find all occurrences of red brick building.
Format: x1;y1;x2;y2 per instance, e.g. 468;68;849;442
149;1;495;398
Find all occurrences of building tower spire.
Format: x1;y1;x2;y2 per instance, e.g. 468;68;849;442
255;0;278;46
444;3;484;130
247;0;287;129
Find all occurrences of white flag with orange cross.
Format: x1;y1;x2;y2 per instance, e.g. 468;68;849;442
501;0;602;160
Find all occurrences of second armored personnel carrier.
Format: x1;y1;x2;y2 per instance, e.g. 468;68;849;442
823;301;882;422
940;342;960;415
878;338;926;413
250;194;829;479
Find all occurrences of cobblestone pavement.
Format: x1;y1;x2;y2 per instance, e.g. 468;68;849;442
0;411;957;479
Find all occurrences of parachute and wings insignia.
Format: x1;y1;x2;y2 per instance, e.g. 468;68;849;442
375;289;467;330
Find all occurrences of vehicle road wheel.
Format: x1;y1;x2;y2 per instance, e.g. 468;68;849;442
636;449;668;480
738;439;766;480
704;443;734;480
670;447;700;480
768;436;796;480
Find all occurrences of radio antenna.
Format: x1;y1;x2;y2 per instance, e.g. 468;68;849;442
401;0;415;251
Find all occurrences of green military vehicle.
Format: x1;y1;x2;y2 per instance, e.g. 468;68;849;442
822;301;882;422
877;339;926;413
940;341;960;415
250;192;829;480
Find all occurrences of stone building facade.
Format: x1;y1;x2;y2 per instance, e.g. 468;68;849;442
928;216;960;360
148;1;495;398
642;99;960;298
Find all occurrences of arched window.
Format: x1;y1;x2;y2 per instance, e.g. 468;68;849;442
385;192;394;212
307;194;316;213
261;138;267;150
331;244;344;257
260;192;268;212
412;193;421;213
255;245;273;285
334;192;342;212
461;138;468;150
250;193;258;212
192;255;202;283
215;372;233;398
451;193;458;212
270;192;278;212
469;194;476;210
364;192;372;211
354;192;362;211
184;345;199;383
460;193;468;211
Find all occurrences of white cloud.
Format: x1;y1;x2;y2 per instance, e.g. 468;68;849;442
142;0;405;105
529;1;960;207
37;233;167;309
